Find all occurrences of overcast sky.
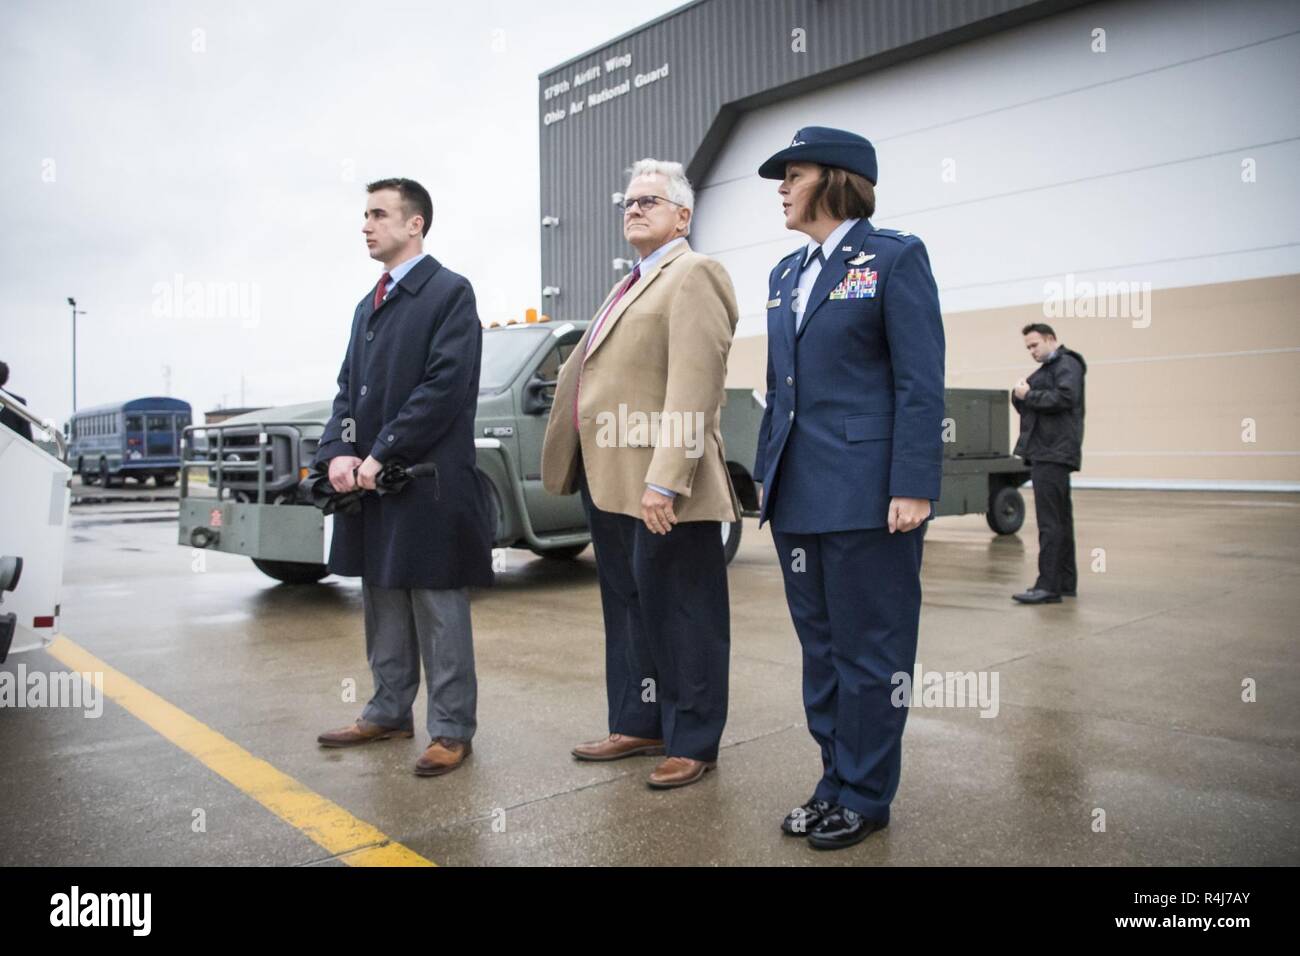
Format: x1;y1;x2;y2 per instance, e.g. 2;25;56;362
1;0;685;426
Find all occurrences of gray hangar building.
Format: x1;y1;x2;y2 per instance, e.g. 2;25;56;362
536;0;1300;491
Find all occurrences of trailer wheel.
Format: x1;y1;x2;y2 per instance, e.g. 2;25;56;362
987;484;1025;535
721;518;743;565
251;559;329;584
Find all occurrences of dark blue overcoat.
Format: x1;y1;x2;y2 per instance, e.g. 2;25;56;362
315;254;494;590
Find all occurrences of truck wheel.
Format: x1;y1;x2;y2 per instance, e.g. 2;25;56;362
531;544;587;560
251;559;329;584
155;473;177;487
986;485;1025;535
721;518;743;565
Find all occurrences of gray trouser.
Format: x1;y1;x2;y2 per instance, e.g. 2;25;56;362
359;582;477;741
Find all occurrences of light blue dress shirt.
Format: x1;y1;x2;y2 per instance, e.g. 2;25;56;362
378;252;428;301
793;218;859;331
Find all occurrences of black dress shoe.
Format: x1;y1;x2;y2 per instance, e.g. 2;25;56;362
807;806;887;850
1012;588;1062;604
1061;588;1077;597
781;798;833;836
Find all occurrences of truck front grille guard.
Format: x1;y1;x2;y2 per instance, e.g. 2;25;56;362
180;422;309;504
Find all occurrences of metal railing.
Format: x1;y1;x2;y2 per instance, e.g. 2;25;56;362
0;387;67;460
180;421;312;504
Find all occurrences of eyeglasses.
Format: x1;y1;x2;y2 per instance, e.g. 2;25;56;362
620;195;684;213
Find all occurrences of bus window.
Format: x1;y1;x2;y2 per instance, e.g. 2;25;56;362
147;414;171;431
125;415;143;431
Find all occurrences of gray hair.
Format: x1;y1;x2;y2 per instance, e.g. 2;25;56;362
626;158;694;235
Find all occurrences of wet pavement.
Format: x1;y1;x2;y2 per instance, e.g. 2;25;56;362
2;490;1298;866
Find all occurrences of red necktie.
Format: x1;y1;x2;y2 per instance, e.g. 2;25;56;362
373;272;391;310
575;265;640;433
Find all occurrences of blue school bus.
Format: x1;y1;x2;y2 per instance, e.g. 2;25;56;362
67;397;192;487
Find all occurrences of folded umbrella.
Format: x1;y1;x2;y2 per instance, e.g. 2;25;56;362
298;460;439;515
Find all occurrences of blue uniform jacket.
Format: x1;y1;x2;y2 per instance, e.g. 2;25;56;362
754;218;946;533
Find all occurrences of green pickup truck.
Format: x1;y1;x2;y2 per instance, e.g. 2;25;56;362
178;320;1030;584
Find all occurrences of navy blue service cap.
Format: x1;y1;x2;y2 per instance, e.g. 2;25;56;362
758;126;878;184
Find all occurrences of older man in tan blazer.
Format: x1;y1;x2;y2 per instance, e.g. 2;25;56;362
542;158;740;789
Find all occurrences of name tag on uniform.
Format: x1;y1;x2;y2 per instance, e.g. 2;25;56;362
829;268;878;300
767;297;782;309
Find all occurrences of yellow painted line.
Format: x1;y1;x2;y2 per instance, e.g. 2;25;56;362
46;634;434;867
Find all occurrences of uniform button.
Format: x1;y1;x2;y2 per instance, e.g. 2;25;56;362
387;434;395;441
788;410;795;421
786;376;793;386
366;330;374;342
360;385;368;396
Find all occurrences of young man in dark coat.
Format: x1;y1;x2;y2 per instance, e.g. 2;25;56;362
1011;322;1087;604
315;178;494;776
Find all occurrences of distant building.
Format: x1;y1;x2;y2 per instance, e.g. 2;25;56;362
204;407;267;425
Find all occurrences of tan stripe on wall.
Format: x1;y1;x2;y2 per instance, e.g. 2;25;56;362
724;273;1300;483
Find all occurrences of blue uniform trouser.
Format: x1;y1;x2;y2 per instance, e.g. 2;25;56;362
771;524;926;822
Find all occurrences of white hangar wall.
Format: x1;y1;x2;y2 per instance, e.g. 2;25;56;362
690;0;1300;487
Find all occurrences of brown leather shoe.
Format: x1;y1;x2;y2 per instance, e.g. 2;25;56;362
571;733;665;762
647;756;716;789
317;719;414;748
414;737;472;777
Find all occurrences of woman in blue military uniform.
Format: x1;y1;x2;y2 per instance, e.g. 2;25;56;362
753;127;946;850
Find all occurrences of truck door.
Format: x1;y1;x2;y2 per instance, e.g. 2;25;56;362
515;332;586;531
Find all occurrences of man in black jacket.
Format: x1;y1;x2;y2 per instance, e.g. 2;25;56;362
1011;323;1086;604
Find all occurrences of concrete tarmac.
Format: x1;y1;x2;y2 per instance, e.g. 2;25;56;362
1;490;1297;866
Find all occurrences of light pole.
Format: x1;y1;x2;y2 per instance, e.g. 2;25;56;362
67;297;86;412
